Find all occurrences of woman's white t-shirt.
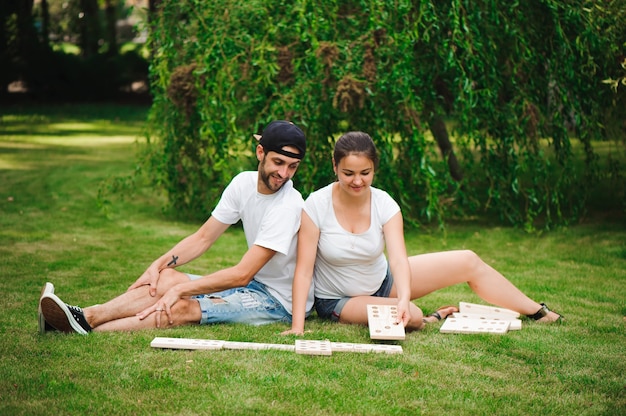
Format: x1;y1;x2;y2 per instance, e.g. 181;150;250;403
211;171;314;314
304;183;400;299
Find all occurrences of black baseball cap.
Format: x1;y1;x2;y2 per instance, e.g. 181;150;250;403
253;120;306;159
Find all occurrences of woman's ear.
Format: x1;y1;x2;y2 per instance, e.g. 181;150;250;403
332;158;337;176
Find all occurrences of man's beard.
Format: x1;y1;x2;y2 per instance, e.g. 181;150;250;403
259;157;287;193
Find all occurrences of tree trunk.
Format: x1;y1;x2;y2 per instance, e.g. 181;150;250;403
16;0;36;52
40;0;49;47
78;0;100;57
429;115;464;181
104;0;117;56
0;1;12;96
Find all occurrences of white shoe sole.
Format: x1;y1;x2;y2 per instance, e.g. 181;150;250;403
40;293;88;335
38;282;55;334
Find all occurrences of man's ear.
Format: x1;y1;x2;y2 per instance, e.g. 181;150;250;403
256;144;265;161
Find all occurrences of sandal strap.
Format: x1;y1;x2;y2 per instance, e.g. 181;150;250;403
429;311;443;321
527;303;550;320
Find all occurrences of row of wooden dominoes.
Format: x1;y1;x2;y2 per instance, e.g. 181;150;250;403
151;303;524;356
440;302;523;334
150;337;403;355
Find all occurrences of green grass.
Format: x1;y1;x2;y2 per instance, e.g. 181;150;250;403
1;104;625;415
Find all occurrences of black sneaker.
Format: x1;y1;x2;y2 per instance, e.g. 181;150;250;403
40;293;92;335
38;282;56;334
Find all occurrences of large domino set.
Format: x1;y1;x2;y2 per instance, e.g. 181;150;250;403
150;303;525;356
150;337;403;355
440;302;522;334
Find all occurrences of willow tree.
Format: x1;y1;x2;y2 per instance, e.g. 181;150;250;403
145;0;624;228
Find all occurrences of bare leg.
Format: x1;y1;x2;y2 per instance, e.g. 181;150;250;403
338;296;426;331
84;269;191;329
93;298;202;332
390;250;560;321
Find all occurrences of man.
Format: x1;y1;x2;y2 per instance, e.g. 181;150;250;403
40;120;315;334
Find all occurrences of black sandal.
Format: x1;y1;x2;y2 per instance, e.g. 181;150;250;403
427;305;459;321
527;303;564;322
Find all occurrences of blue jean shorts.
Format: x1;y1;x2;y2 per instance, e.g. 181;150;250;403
188;275;291;326
314;270;394;322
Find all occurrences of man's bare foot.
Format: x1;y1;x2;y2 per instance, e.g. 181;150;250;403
423;305;459;323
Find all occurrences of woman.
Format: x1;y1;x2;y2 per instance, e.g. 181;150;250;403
284;131;562;335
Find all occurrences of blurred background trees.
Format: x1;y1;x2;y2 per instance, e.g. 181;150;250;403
0;0;150;100
3;0;623;229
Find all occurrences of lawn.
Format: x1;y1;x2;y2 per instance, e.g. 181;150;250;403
0;103;624;415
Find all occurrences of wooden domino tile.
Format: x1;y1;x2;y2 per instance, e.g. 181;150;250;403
223;341;296;352
295;340;332;356
351;343;374;353
453;312;522;330
221;341;260;350
329;342;403;354
440;317;510;334
150;337;225;350
262;343;296;352
370;344;403;354
329;342;356;353
151;337;402;355
459;302;520;319
367;304;406;340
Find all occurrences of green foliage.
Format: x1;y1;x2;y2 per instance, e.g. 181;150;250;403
146;0;625;227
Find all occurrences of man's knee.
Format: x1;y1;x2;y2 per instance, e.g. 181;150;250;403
157;269;190;295
169;299;202;326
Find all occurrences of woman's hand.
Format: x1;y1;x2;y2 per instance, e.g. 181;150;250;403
396;298;412;327
280;327;310;336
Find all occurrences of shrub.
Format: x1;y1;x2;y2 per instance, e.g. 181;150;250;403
145;0;625;227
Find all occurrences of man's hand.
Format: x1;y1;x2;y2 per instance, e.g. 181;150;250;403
128;265;161;297
136;286;181;327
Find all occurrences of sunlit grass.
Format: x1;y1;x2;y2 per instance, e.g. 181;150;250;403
0;104;624;416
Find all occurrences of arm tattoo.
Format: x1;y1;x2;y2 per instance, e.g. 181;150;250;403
167;255;179;267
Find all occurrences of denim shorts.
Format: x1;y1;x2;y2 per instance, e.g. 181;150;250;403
188;275;291;326
314;269;394;322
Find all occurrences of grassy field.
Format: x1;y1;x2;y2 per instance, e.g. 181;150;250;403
0;104;625;415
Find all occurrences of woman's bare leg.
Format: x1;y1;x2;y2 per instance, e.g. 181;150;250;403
393;250;560;321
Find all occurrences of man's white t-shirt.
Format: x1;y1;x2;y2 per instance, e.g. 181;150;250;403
305;183;400;299
211;171;313;314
